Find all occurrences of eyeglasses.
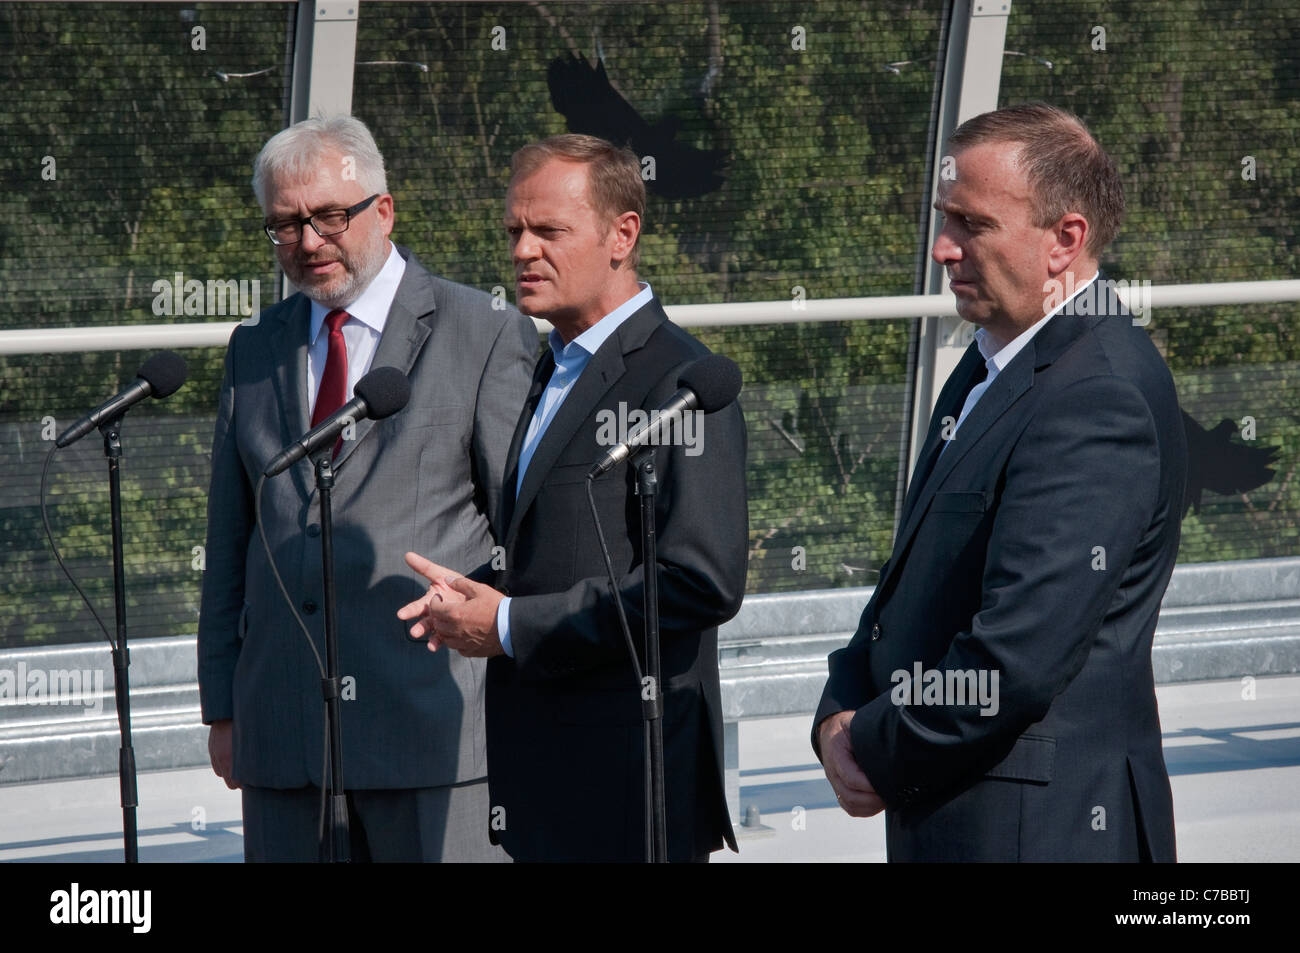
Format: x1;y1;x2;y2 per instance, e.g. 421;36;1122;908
264;194;380;246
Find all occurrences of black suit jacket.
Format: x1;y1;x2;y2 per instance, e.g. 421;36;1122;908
814;278;1186;861
476;297;747;862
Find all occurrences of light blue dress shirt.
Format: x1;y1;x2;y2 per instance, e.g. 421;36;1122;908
496;282;654;657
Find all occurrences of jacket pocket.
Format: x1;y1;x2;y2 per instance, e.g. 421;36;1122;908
984;733;1055;783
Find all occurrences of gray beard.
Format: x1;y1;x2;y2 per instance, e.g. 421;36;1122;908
290;238;388;310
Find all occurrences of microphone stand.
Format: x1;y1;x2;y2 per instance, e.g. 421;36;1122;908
100;416;139;863
314;452;350;862
633;447;668;863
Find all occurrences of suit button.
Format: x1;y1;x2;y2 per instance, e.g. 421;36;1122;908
871;623;882;641
302;600;318;614
307;524;321;538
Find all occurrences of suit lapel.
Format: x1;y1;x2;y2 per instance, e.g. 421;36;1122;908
917;349;1033;499
505;342;626;546
504;299;666;545
883;297;1101;595
268;295;313;496
872;343;982;595
334;249;434;471
898;343;985;525
500;352;555;535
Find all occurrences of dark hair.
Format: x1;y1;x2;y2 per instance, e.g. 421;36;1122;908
948;103;1124;256
509;134;645;270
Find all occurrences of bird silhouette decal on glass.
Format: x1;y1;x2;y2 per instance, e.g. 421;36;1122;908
1181;411;1280;517
546;51;726;199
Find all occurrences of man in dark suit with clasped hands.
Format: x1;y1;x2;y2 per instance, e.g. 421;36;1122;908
814;104;1187;861
399;134;747;862
198;115;536;861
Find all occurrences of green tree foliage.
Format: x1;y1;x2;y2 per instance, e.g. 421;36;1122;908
999;0;1300;562
1;1;1296;647
0;2;285;646
351;1;938;593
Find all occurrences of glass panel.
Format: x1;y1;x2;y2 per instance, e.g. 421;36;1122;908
1001;0;1300;564
0;2;294;648
354;0;948;592
0;348;227;648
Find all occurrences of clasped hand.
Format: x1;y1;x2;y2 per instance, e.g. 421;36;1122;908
819;710;886;817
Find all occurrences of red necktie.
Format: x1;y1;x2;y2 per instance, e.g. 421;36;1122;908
312;308;350;456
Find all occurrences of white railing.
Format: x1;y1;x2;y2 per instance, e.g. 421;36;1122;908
1;279;1298;355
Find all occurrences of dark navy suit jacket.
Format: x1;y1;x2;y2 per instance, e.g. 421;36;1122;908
475;297;747;862
815;278;1186;861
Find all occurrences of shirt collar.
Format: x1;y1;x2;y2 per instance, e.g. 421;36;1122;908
547;281;653;363
975;270;1099;372
309;242;405;343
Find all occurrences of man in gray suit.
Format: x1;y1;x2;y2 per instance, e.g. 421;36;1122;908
197;116;537;861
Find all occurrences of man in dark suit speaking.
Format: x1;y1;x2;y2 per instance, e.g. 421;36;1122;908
198;116;536;861
399;134;747;862
814;104;1187;861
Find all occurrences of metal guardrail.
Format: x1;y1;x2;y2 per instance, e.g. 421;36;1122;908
2;279;1298;354
717;556;1300;721
2;557;1298;793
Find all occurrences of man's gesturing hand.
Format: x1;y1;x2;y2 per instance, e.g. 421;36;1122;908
818;710;885;817
398;552;505;657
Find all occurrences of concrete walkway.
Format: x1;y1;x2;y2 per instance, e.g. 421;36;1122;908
2;675;1297;863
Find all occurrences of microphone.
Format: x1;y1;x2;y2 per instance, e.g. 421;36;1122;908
588;354;742;479
56;351;188;448
264;365;411;477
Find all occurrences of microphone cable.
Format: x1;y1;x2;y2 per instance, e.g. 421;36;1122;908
253;471;335;850
40;443;114;645
585;470;654;862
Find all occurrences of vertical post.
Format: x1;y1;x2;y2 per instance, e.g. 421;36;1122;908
283;0;361;300
724;720;740;831
290;0;360;122
907;1;1011;483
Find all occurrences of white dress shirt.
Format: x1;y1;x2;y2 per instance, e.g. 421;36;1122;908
944;271;1098;449
306;243;406;417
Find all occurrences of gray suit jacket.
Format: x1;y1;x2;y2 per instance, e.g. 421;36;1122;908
197;247;537;789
